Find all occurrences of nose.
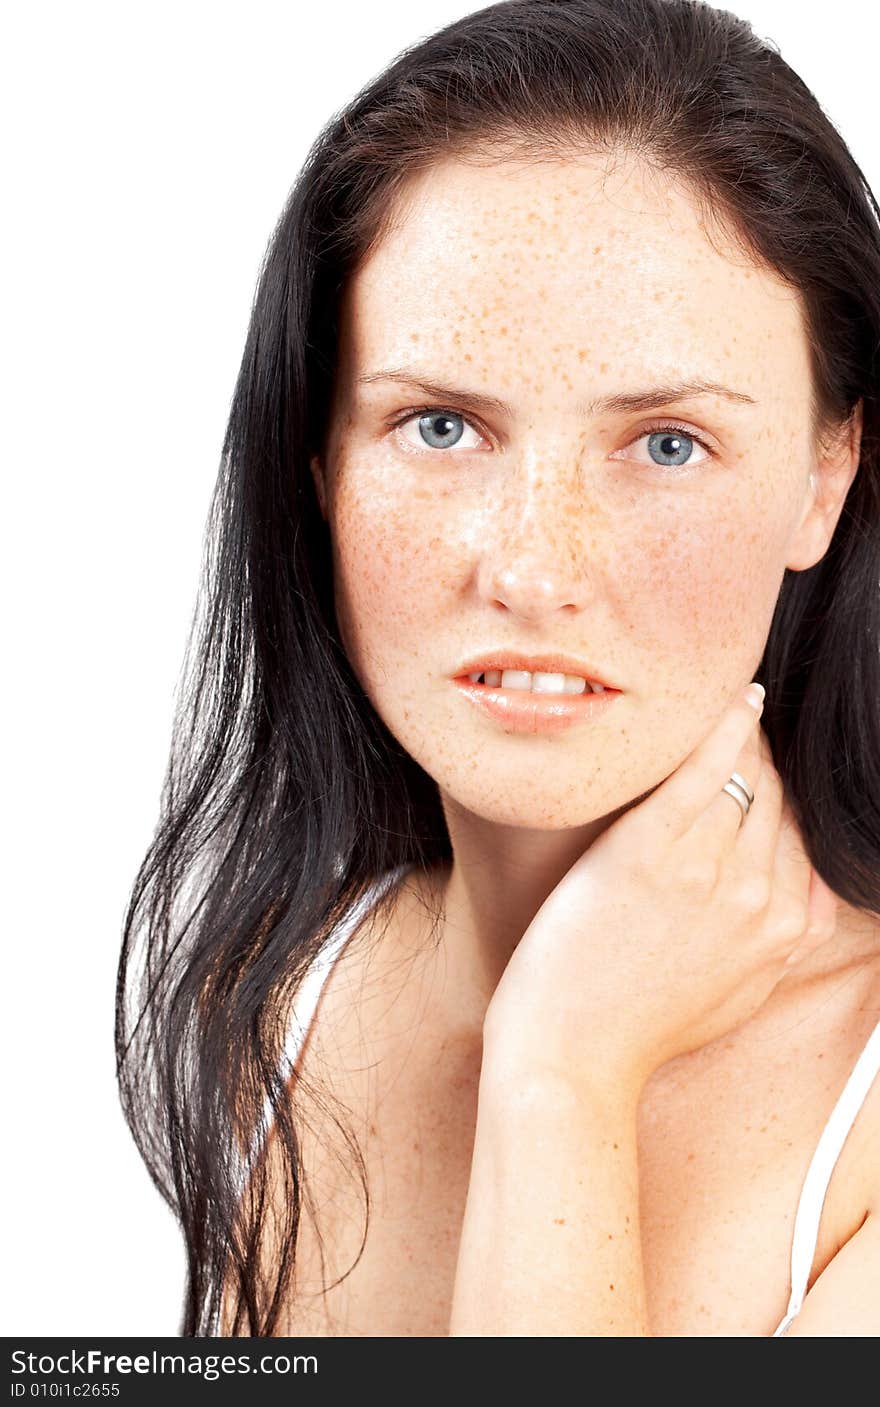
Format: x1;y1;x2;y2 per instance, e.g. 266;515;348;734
475;461;596;620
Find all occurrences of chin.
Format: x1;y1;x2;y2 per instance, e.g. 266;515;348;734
440;781;634;832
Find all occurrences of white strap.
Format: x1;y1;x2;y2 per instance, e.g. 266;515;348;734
773;1016;880;1335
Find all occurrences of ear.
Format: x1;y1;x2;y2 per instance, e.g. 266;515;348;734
784;400;863;571
310;453;328;522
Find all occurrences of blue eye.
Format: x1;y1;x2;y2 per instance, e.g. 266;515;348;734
416;410;466;449
646;429;695;467
394;408;484;453
623;423;712;472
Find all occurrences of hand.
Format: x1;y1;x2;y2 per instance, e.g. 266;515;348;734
483;686;840;1096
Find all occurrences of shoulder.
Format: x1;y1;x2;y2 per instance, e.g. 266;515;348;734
268;867;443;1333
293;865;439;1085
785;1062;880;1342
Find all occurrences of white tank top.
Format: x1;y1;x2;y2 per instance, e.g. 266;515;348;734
241;866;880;1338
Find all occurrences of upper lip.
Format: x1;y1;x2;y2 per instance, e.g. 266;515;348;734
453;650;620;689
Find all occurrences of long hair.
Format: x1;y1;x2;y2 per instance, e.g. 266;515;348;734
116;0;880;1336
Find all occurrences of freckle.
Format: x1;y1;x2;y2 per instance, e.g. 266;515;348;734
608;1233;613;1240
613;1142;619;1150
760;1125;768;1133
609;1284;615;1291
553;1217;566;1225
687;1152;695;1161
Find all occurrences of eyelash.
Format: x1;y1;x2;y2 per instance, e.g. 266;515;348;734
389;406;715;466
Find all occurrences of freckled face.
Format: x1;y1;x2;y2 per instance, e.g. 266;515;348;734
314;151;816;828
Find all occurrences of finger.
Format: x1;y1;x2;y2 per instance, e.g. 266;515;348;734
723;724;783;901
689;713;774;852
638;684;766;842
729;721;783;857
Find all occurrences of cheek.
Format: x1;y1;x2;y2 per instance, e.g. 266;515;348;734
619;508;786;668
332;472;791;674
329;470;443;674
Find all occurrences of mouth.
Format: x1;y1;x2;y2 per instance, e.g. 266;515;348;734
452;651;619;696
451;657;622;736
459;667;608;695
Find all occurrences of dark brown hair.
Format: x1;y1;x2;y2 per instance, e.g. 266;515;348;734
117;0;880;1335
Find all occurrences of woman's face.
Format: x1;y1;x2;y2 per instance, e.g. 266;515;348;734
312;151;842;829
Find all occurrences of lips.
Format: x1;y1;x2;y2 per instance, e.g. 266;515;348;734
452;674;621;734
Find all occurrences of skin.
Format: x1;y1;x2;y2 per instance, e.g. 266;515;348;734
292;148;879;1335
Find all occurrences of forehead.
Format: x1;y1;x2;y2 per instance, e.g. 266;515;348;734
339;151;809;405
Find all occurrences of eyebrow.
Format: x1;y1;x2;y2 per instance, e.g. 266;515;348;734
355;368;757;416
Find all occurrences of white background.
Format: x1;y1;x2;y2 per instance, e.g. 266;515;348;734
3;0;877;1336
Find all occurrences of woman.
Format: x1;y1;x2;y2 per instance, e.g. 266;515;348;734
117;0;880;1337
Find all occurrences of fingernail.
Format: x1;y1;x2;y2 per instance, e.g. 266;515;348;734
744;683;765;711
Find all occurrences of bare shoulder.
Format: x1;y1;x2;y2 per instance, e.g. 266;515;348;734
782;938;880;1335
272;867;449;1335
295;867;442;1079
218;870;435;1336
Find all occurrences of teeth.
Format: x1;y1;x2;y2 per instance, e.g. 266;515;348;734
466;669;605;694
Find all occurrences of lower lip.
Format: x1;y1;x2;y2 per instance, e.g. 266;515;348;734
451;677;622;735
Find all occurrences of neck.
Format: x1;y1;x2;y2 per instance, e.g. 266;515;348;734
416;793;638;1028
404;809;880;1043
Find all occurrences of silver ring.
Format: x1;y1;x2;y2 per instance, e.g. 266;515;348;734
722;771;754;825
729;770;754;804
